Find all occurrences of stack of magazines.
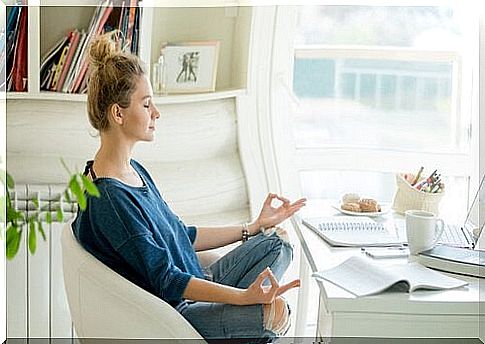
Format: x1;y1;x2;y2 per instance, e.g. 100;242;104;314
417;245;485;278
40;0;141;94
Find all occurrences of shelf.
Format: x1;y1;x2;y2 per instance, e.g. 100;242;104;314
6;88;247;104
6;5;251;101
7;91;86;102
152;88;247;104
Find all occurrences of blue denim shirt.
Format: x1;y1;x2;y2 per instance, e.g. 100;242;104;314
72;159;204;307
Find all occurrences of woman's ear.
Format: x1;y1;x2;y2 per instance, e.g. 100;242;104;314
109;104;124;126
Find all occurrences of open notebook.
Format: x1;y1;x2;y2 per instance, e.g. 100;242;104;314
303;216;405;247
312;255;468;297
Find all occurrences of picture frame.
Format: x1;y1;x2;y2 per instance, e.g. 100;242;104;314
162;41;220;94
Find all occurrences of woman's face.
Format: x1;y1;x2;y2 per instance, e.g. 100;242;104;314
119;75;160;142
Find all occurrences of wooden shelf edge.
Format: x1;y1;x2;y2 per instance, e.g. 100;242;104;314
152;88;248;104
7;92;86;102
6;88;248;104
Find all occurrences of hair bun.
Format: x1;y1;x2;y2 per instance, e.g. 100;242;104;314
88;32;118;69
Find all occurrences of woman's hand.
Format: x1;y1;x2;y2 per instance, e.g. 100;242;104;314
240;267;300;305
254;193;306;232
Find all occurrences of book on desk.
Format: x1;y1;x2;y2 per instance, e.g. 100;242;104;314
312;255;468;297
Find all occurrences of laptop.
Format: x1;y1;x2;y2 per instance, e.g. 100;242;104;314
438;174;485;249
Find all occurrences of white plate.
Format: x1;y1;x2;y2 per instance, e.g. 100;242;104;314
332;203;391;217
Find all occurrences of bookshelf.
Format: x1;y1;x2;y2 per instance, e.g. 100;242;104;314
5;2;252;103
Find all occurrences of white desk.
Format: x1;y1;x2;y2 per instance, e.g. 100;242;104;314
293;200;484;340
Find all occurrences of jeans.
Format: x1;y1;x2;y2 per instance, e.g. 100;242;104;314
176;231;294;342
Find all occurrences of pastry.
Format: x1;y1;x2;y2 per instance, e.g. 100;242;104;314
341;202;361;212
359;198;381;212
341;193;360;204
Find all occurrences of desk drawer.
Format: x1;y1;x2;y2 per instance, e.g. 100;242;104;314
327;312;480;338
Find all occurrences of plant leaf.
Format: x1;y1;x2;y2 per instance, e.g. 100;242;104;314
45;211;52;224
56;208;64;222
69;175;82;199
77;193;87;210
6;225;17;247
6;226;21;260
38;221;47;241
64;189;72;203
60;158;72;176
70;176;86;210
28;220;37;255
6;172;15;189
7;206;23;222
32;196;39;209
81;174;100;197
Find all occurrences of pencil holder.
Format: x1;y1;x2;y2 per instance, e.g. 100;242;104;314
392;174;444;215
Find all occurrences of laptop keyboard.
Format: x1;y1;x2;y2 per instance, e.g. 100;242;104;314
439;224;472;247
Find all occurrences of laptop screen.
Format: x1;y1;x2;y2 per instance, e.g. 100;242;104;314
464;174;484;227
477;178;485;250
471;174;485;250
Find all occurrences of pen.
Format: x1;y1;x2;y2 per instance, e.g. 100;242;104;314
411;166;424;186
361;246;407;251
360;246;410;259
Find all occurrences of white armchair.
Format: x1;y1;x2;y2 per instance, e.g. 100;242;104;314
61;221;207;342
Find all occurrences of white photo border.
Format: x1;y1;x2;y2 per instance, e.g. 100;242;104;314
162;41;220;93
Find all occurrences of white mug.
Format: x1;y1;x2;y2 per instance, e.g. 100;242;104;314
405;210;444;255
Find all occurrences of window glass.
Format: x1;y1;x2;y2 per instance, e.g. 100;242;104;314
292;6;469;153
295;6;464;47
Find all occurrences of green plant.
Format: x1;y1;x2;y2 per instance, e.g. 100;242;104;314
2;159;100;260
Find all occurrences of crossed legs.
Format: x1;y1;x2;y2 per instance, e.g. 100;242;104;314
179;229;294;339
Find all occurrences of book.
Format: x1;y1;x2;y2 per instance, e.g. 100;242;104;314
63;31;87;93
56;30;80;92
50;44;70;90
6;6;27;91
12;7;28;92
417;245;485;278
71;2;113;93
40;35;69;74
312;255;468;297
125;0;137;51
6;7;21;76
303;216;405;247
131;6;140;54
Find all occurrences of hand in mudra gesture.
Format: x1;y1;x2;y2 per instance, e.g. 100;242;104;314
243;267;300;305
256;193;306;230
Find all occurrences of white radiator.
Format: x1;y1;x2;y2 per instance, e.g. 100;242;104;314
7;184;77;339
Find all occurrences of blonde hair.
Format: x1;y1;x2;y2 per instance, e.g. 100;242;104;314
87;31;145;131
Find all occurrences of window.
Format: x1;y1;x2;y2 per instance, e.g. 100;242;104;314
289;5;478;222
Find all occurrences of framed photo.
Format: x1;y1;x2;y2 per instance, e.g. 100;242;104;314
162;41;220;93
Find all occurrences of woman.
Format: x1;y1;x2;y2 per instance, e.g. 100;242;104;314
72;32;306;342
